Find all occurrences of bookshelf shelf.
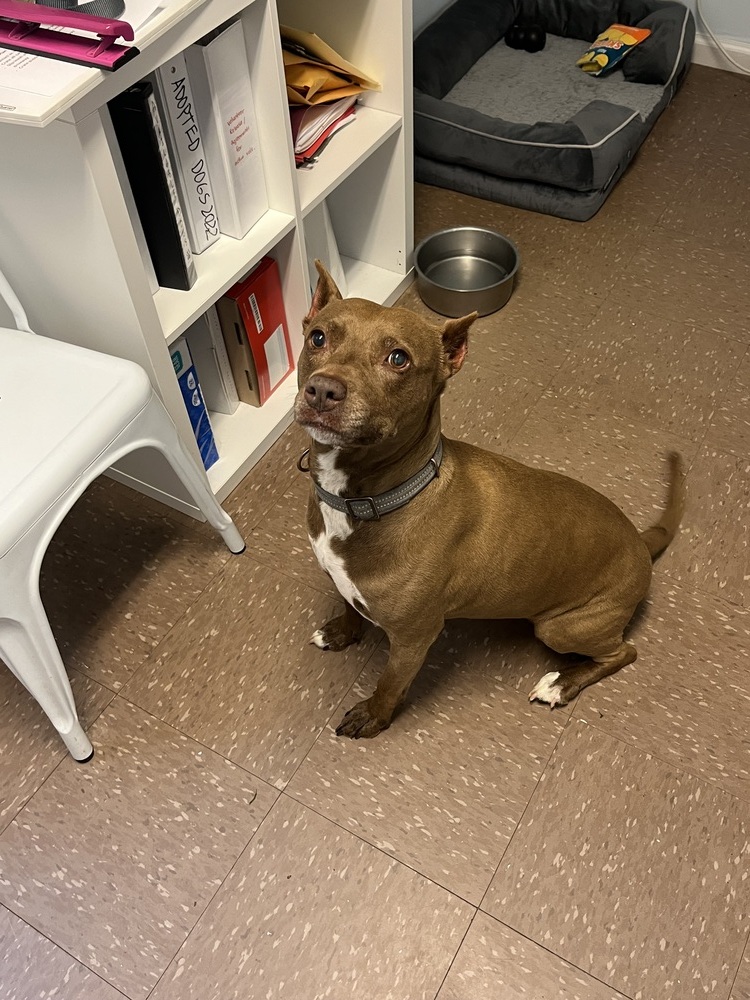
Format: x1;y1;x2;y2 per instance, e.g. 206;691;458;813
298;108;402;217
340;256;412;305
156;209;297;344
207;375;298;498
0;0;413;519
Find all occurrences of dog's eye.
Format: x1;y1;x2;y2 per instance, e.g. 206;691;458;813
310;330;326;349
387;349;410;370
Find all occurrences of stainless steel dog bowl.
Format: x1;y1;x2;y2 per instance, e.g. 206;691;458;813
414;227;520;317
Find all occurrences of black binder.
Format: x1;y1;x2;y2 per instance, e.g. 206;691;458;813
109;80;197;291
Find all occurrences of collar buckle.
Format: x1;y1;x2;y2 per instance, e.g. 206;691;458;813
313;439;443;521
345;496;380;520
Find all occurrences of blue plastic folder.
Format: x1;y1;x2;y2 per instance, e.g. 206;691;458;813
170;337;219;470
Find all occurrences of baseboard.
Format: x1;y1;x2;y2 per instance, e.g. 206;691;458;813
692;31;750;74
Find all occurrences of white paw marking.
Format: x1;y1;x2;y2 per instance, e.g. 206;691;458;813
529;671;563;707
311;629;329;649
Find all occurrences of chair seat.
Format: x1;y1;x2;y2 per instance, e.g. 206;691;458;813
0;328;152;558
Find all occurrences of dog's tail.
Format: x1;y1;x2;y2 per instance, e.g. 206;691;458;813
640;451;685;560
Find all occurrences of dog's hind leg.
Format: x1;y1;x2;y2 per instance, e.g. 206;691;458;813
529;642;637;707
529;611;638;708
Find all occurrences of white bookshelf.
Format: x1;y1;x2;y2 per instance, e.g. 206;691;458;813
297;107;402;216
155;210;297;344
0;0;413;517
207;379;297;497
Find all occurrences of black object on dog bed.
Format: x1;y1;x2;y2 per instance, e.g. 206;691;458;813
413;0;695;221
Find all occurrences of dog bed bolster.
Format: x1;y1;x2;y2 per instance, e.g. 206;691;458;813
414;0;518;98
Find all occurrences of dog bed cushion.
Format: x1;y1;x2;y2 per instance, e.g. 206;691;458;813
413;0;695;220
447;34;664;124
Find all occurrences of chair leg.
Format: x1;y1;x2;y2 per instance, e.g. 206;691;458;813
0;600;93;762
142;395;246;554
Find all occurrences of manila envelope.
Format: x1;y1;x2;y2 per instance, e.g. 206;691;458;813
280;25;381;106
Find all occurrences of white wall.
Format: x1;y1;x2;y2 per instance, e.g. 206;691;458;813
413;0;750;44
689;0;750;43
413;0;454;36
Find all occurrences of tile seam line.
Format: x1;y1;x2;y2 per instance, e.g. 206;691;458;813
652;221;750;271
278;786;481;909
66;660;122;696
471;909;637;1000
0;699;118;989
1;699;280;999
116;619;383;786
142;792;283;1000
111;694;281;785
570;711;750;807
282;648;576;907
476;705;577;914
0;898;131;1000
470;711;645;991
472;711;647;999
115;544;338;722
143;787;477;1000
430;907;479;1000
0;669;113;834
279;635;385;794
726;924;750;1000
242;536;344;599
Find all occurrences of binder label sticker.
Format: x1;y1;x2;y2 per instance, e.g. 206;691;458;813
265;324;289;391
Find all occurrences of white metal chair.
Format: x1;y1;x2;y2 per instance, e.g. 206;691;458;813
0;269;245;761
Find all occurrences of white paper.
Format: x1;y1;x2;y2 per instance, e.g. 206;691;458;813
264;324;289;391
293;96;357;152
0;0;174;98
0;44;89;97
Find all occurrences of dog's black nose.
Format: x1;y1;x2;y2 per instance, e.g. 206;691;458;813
304;374;347;412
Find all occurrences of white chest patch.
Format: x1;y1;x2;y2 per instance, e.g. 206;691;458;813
311;450;376;624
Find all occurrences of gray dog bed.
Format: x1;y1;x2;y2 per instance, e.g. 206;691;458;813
414;0;695;220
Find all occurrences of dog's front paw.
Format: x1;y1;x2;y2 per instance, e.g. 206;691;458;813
311;614;363;652
335;700;388;739
529;671;568;708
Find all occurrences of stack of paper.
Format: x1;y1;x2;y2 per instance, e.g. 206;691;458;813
281;26;378;168
289;95;357;166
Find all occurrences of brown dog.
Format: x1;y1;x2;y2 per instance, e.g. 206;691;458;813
294;262;684;739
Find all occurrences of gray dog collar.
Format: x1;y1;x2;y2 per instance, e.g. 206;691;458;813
310;439;443;521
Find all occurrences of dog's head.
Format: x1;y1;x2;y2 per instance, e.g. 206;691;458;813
294;261;477;448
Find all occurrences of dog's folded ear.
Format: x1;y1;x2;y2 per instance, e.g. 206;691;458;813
304;260;343;324
442;312;477;376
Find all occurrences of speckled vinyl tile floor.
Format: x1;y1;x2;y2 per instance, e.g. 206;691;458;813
2;64;750;1000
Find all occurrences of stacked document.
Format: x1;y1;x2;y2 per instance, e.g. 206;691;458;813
289;95;357;166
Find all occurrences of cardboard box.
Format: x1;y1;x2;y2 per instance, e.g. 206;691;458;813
170;337;220;470
216;256;293;407
216;293;262;407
